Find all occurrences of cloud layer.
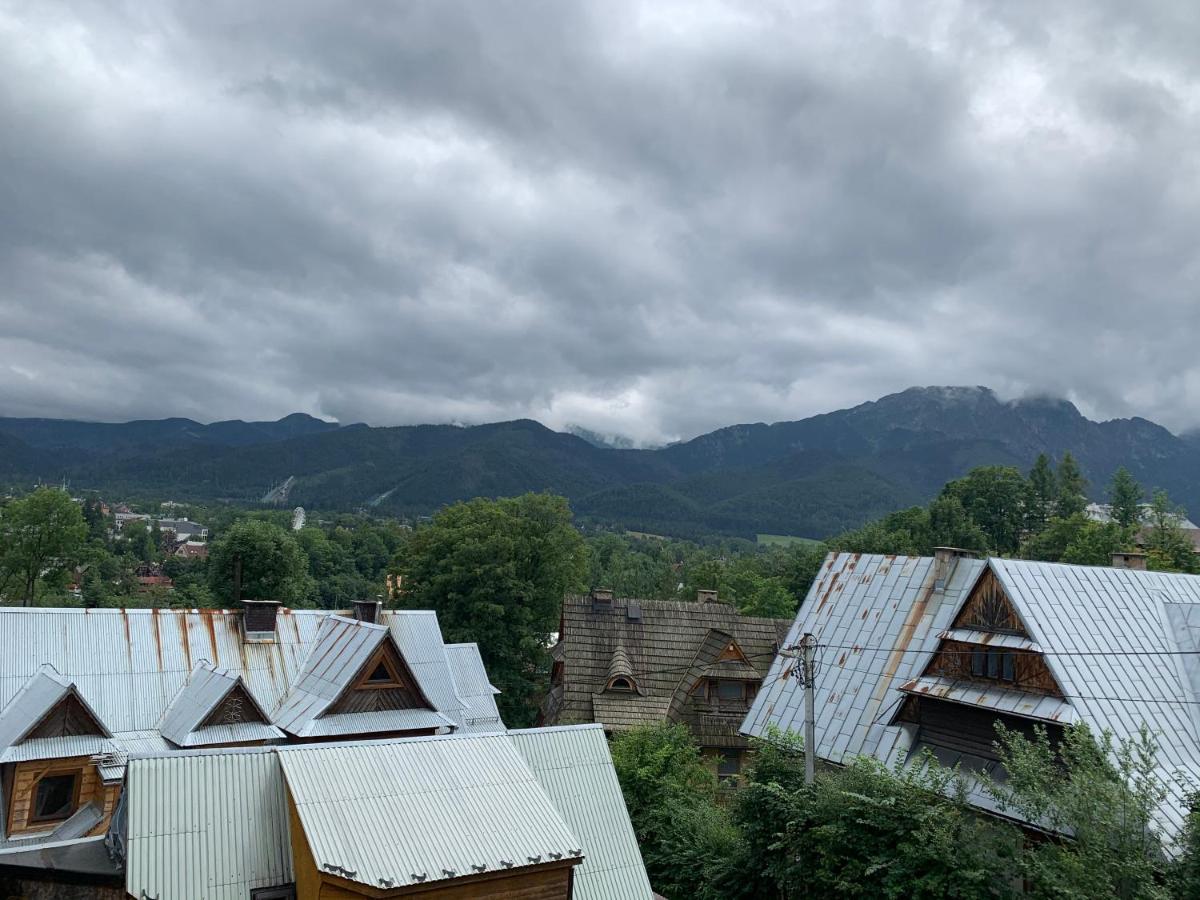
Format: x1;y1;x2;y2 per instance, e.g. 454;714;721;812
2;0;1199;443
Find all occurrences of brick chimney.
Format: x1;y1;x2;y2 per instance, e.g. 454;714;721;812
1112;551;1148;571
242;600;281;643
353;599;383;624
932;547;979;593
696;589;719;604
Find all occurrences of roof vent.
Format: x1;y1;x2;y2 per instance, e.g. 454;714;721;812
242;600;280;643
697;589;719;604
353;600;383;623
1112;551;1148;571
626;602;643;623
590;588;614;612
932;547;978;593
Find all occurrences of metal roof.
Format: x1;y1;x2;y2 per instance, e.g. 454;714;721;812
123;747;294;900
0;734;118;764
508;725;654;900
743;552;1200;846
444;643;503;733
121;725;651;900
159;661;283;747
897;675;1077;725
297;708;455;737
279;734;581;891
0;665;113;750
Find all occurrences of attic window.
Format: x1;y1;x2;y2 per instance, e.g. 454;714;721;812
30;772;80;823
608;676;636;692
366;663;392;684
970;648;1016;683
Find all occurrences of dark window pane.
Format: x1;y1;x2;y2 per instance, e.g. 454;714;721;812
33;773;77;821
1002;652;1015;682
987;650;1001;679
971;648;986;677
717;750;741;778
716;681;743;701
366;663;391;683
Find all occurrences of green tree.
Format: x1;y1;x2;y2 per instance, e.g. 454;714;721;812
0;488;89;605
392;493;586;726
1026;453;1058;534
207;519;316;607
1107;467;1144;529
987;723;1169;899
942;466;1028;554
1144;490;1195;573
1055;452;1089;519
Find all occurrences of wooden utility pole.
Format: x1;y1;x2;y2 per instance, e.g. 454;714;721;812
801;632;816;785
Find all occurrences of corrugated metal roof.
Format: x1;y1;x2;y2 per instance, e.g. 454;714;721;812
508;725;654;900
897;675;1077;724
297;708;455;737
124;748;294;900
0;734;118;764
443;643;503;733
159;661;283;747
0;665;113;750
386;611;469;717
744;552;1200;847
937;628;1041;651
122;726;651;900
279;734;581;890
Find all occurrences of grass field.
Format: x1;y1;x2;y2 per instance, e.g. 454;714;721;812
756;533;823;547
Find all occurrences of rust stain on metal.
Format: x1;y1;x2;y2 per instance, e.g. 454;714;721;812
150;608;164;671
201;611;220;665
179;613;192;670
861;608;869;620
119;609;132;661
838;652;847;666
815;571;841;613
868;572;937;712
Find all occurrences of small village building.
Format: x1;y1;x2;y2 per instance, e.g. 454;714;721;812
114;724;653;900
541;589;790;781
0;602;502;889
742;550;1200;845
173;539;209;560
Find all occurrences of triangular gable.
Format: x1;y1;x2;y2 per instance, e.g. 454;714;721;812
327;640;434;715
160;662;283;747
0;667;112;752
716;640;749;664
951;567;1031;636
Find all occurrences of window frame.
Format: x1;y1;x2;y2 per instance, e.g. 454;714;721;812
607;676;636;692
28;770;82;825
716;749;742;781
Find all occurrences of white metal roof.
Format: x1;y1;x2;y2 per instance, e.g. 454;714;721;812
0;664;113;751
743;552;1200;845
158;661;283;747
121;725;651;900
445;642;503;733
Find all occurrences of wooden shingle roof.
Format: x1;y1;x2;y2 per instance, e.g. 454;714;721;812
544;595;790;745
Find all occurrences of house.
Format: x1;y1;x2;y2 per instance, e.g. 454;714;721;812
112;724;653;900
741;549;1200;846
0;600;503;888
173;539;209;560
155;517;208;541
134;562;172;588
541;589;790;780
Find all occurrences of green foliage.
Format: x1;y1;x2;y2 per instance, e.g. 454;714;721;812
987;723;1170;899
1019;514;1131;566
1144;490;1196;573
393;493;587;726
207;519;316;607
942;466;1028;554
1055;452;1089;519
1027;454;1058;533
0;487;88;605
1108;467;1145;529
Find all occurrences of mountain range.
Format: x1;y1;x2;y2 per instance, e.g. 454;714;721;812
1;387;1196;540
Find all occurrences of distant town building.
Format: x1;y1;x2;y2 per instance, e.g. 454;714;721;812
173;540;209;560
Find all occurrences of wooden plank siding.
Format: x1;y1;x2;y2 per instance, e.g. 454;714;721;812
925;640;1063;696
3;757;119;837
952;570;1027;635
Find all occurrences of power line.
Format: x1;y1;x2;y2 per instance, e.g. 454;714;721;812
815;641;1200;659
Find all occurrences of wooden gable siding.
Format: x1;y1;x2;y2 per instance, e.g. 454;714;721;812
952;570;1027;635
926;640;1063;696
202;683;268;727
899;697;1065;761
26;693;106;740
4;756;120;837
329;641;429;715
289;794;574;900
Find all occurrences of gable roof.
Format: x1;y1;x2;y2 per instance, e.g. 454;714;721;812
121;725;652;900
159;662;284;747
0;665;115;763
743;552;1200;845
548;596;789;739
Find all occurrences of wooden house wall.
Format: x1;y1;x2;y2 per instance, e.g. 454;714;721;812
3;757;119;837
952;570;1026;634
926;640;1063;696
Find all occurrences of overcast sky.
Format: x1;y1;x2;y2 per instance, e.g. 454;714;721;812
2;1;1200;444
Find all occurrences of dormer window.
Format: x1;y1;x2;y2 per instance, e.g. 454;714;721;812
607;676;636;692
970;648;1016;683
30;771;81;823
707;680;758;703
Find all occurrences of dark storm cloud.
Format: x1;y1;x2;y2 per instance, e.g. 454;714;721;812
2;0;1200;444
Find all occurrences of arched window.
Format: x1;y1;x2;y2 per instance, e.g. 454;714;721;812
608;676;635;692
